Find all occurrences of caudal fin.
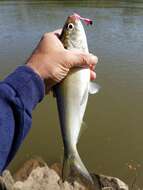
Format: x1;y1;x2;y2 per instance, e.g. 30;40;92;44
62;149;94;184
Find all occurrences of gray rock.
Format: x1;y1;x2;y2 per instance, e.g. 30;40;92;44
0;159;129;190
2;170;14;190
13;166;60;190
13;157;46;182
92;174;129;190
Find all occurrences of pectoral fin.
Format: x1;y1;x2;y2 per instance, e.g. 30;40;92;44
89;82;100;94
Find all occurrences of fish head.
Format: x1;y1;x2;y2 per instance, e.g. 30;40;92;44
60;13;92;51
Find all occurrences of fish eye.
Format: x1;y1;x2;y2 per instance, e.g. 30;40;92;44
67;23;74;30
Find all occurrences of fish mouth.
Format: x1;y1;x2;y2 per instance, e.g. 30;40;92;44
68;13;93;25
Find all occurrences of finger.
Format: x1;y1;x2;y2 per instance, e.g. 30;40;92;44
89;64;95;71
43;31;64;50
65;50;98;69
90;70;96;81
77;53;98;67
53;28;62;37
44;31;62;41
89;53;98;66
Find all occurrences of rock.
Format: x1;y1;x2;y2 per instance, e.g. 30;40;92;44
0;176;8;190
59;180;74;190
92;174;129;190
2;170;14;190
13;181;23;190
50;162;62;177
74;181;87;190
0;159;129;190
13;166;61;190
14;157;46;182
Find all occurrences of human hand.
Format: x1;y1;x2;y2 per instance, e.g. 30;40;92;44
26;30;98;92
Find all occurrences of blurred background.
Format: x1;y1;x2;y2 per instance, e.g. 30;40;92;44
0;0;143;188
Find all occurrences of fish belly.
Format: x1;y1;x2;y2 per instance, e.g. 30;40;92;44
55;67;90;153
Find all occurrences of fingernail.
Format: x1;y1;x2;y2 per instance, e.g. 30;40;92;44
90;65;95;70
90;71;96;81
90;54;98;64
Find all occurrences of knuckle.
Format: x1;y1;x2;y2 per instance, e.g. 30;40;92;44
64;51;72;68
43;32;52;40
43;32;49;38
81;54;88;65
89;54;98;65
95;56;98;63
51;69;59;82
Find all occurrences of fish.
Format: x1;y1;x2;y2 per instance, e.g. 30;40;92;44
54;13;99;184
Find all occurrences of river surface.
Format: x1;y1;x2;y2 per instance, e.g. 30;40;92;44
0;0;143;188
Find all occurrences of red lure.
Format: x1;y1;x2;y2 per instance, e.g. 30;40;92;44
73;13;93;25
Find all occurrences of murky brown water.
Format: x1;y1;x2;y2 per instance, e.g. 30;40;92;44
0;0;143;188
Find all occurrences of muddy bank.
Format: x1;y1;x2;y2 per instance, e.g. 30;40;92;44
1;158;129;190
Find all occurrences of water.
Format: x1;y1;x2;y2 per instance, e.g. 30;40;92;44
0;0;143;188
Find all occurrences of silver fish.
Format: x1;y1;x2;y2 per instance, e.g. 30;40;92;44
54;13;99;183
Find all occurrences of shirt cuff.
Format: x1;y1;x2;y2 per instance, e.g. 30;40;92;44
4;66;45;111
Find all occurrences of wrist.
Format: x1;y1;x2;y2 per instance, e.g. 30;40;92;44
26;64;44;80
26;64;55;94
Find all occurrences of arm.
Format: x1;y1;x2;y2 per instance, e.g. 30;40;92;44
0;66;44;173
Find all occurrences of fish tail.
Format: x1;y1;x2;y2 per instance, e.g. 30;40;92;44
62;148;94;184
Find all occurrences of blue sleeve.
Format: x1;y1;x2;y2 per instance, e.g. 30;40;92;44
0;66;45;173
